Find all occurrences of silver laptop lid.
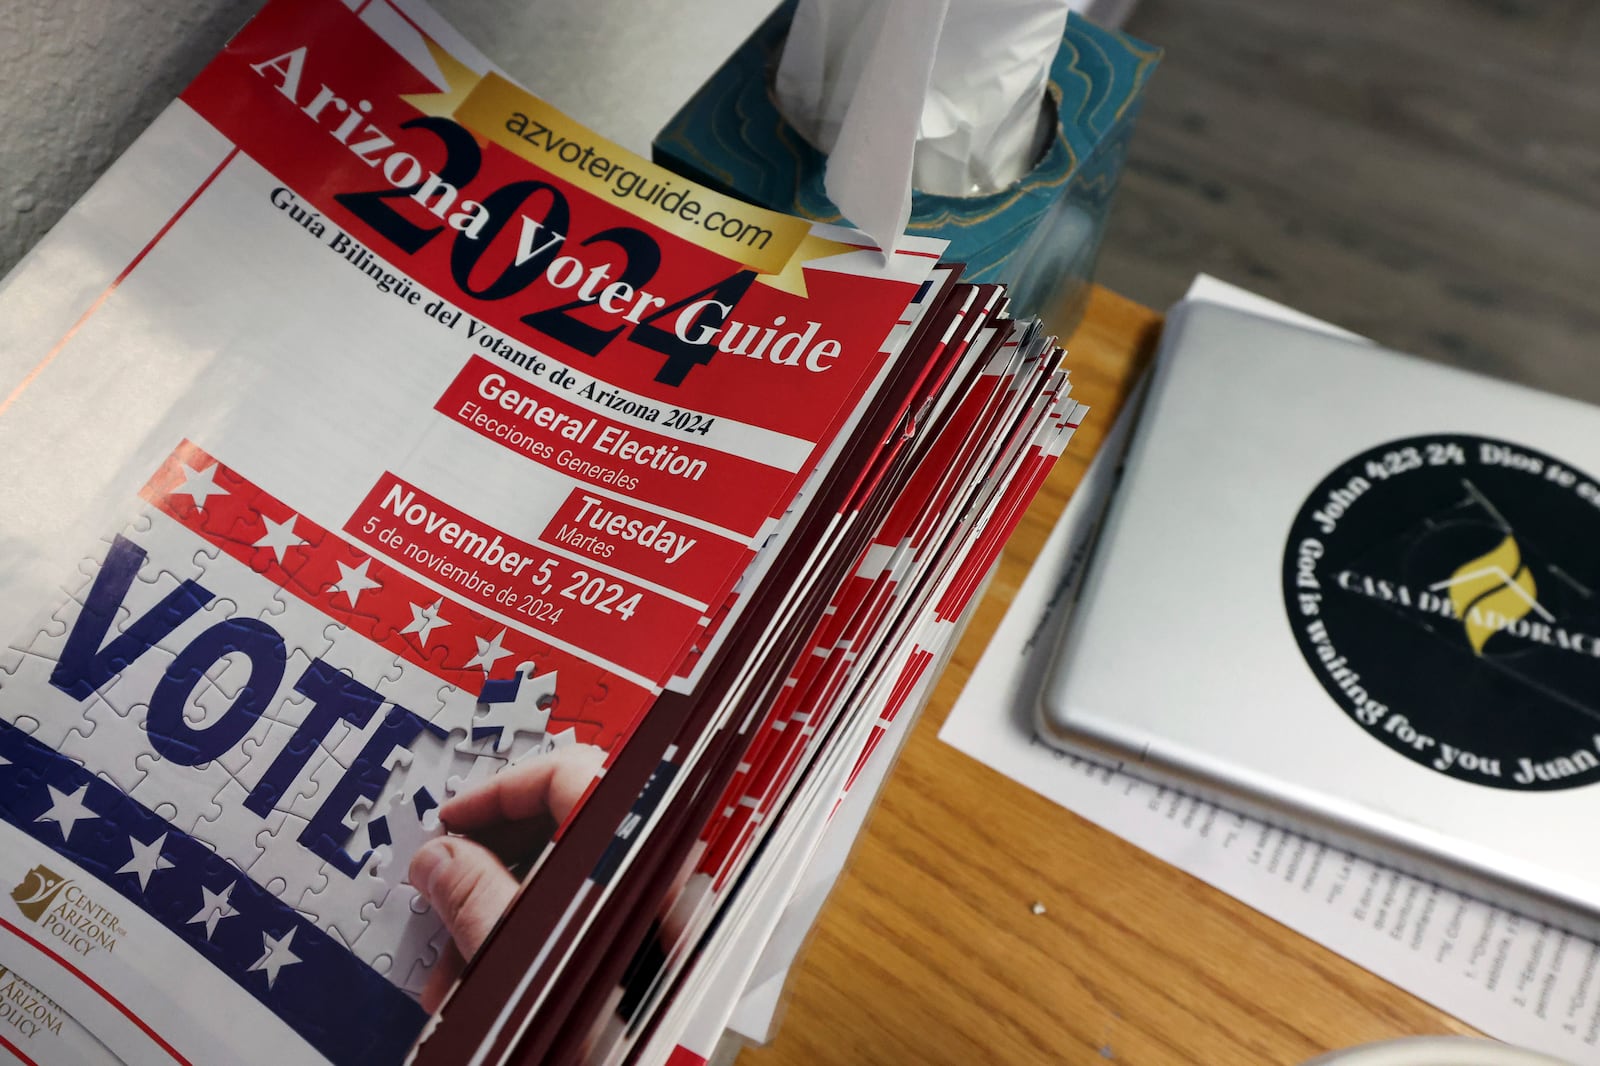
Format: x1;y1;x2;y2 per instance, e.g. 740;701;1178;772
1037;300;1600;922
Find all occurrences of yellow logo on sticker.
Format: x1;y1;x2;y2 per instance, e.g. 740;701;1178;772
1433;534;1546;655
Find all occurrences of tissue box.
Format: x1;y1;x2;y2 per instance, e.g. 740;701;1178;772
652;3;1160;326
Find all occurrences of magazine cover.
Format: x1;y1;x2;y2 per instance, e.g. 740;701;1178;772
0;0;943;1062
0;959;121;1066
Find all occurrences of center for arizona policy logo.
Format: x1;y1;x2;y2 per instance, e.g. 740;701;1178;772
10;865;124;957
1282;435;1600;791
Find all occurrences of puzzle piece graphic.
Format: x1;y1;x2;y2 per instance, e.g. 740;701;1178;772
216;704;301;788
325;715;377;770
512;725;579;767
192;631;264;703
294;854;392;949
399;948;444;999
202;505;327;589
370;645;458;728
297;690;569;972
365;786;443;876
288;787;449;977
276;746;358;822
237;671;401;822
127;536;218;586
351;881;448;979
48;809;133;897
1;537;255;757
247;810;327;914
196;776;289;873
3;648;120;752
446;745;509;797
129;754;229;836
321;623;407;705
59;698;154;793
0;471;613;1016
472;663;556;754
372;724;481;813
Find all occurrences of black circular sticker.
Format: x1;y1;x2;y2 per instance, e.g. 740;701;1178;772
1282;435;1600;791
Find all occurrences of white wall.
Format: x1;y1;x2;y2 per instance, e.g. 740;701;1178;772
0;0;776;277
0;0;264;274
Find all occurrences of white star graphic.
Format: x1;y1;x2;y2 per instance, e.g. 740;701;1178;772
249;928;301;988
466;629;513;674
253;514;308;563
187;883;237;940
0;753;10;768
171;462;230;508
35;783;97;841
401;598;451;646
330;558;383;608
117;832;175;891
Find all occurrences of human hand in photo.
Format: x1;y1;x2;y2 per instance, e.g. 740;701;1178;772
408;742;605;1011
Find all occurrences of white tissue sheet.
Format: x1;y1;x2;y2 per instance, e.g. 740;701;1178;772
915;0;1071;197
773;0;1086;252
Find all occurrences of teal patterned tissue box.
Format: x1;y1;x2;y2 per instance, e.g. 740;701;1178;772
652;3;1160;325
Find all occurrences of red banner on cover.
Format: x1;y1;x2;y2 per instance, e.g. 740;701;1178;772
435;356;791;536
346;473;704;683
540;487;751;606
139;440;653;750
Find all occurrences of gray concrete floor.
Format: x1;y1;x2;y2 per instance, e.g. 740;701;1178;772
1096;0;1600;403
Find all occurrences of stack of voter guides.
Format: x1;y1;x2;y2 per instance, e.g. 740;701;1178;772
0;2;1088;1064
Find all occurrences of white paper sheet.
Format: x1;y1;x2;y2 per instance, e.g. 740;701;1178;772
940;277;1600;1064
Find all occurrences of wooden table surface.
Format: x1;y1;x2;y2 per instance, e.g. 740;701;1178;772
737;286;1477;1066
